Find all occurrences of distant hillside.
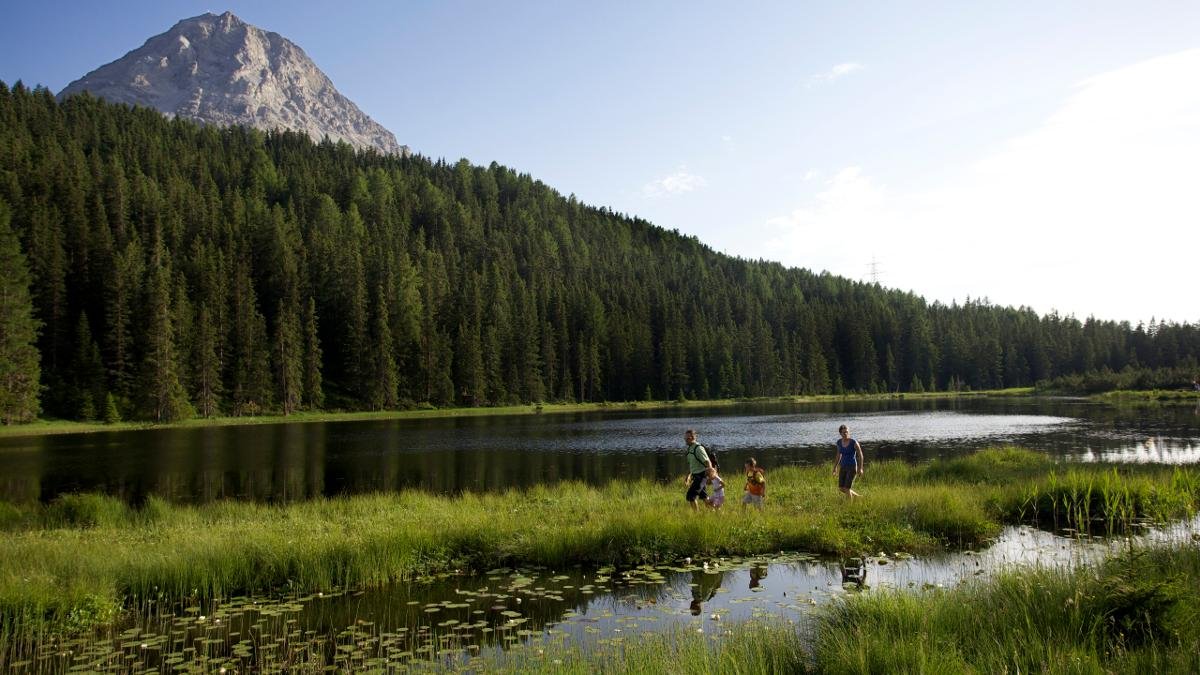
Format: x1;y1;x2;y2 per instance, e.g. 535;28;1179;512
0;82;1197;420
59;11;407;156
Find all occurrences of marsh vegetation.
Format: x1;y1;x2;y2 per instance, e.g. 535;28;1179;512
1;448;1197;671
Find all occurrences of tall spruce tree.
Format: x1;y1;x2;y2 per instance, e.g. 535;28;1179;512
70;311;105;419
369;284;398;409
138;246;192;422
274;297;303;415
192;303;222;417
0;202;43;423
302;296;324;409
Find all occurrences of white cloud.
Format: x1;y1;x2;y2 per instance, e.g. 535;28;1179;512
807;62;863;87
763;167;894;279
760;49;1200;323
643;168;709;197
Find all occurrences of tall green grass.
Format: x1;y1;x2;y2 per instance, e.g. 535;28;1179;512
0;448;1196;653
812;544;1200;674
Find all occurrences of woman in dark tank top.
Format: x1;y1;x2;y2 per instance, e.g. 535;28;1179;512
833;424;864;498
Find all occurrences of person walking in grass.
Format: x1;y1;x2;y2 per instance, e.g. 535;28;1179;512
834;424;864;498
684;429;713;511
742;457;766;509
704;466;727;510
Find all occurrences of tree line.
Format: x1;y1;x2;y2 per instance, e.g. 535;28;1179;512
0;81;1197;423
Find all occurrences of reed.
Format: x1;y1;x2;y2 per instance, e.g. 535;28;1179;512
998;466;1197;535
811;544;1200;674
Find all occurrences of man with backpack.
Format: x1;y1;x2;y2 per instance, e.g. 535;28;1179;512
684;429;713;511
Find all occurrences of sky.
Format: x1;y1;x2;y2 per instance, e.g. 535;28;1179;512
2;1;1198;325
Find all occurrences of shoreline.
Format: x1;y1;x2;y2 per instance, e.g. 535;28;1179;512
0;388;1036;439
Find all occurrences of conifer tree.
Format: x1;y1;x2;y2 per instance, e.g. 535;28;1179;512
453;273;485;406
70;311;105;419
192;303;222;417
302;296;324;410
138;248;192;422
107;236;144;402
229;256;272;415
0;203;42;423
274;298;303;415
345;248;369;400
102;391;121;424
369;284;398;409
25;198;68;412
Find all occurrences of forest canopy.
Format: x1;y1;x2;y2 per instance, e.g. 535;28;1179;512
0;81;1197;422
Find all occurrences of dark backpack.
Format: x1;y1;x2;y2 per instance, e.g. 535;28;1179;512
689;443;718;470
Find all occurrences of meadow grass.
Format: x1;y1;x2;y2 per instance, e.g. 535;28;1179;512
811;543;1200;674
0;448;1196;653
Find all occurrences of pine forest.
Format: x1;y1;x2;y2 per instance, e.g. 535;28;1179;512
1;81;1198;423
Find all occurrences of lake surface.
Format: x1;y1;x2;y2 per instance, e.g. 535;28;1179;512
2;396;1198;504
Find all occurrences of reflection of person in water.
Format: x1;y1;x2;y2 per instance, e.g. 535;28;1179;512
749;564;768;590
689;568;725;615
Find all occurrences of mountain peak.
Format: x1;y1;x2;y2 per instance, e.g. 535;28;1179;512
59;12;408;156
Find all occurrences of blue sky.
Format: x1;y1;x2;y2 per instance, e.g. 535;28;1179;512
3;1;1198;324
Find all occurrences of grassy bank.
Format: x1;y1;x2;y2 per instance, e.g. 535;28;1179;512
1093;389;1200;403
812;543;1200;674
1;449;1196;651
0;389;1035;439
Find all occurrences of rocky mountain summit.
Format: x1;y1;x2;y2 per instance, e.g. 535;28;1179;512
59;11;408;156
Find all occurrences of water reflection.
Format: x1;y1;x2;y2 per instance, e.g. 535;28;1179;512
2;397;1199;504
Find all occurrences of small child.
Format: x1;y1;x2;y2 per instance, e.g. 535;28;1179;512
704;466;726;510
742;458;766;509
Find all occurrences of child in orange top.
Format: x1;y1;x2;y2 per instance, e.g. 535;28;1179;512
742;458;766;509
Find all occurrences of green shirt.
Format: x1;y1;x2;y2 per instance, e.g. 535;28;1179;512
686;443;710;474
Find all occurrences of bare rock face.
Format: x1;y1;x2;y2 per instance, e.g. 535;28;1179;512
59;11;408;156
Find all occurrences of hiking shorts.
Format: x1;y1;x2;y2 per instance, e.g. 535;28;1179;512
686;472;708;503
838;466;857;490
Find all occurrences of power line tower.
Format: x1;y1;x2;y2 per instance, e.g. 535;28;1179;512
868;256;882;285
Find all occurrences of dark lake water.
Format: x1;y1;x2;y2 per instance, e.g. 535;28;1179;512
2;396;1198;504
